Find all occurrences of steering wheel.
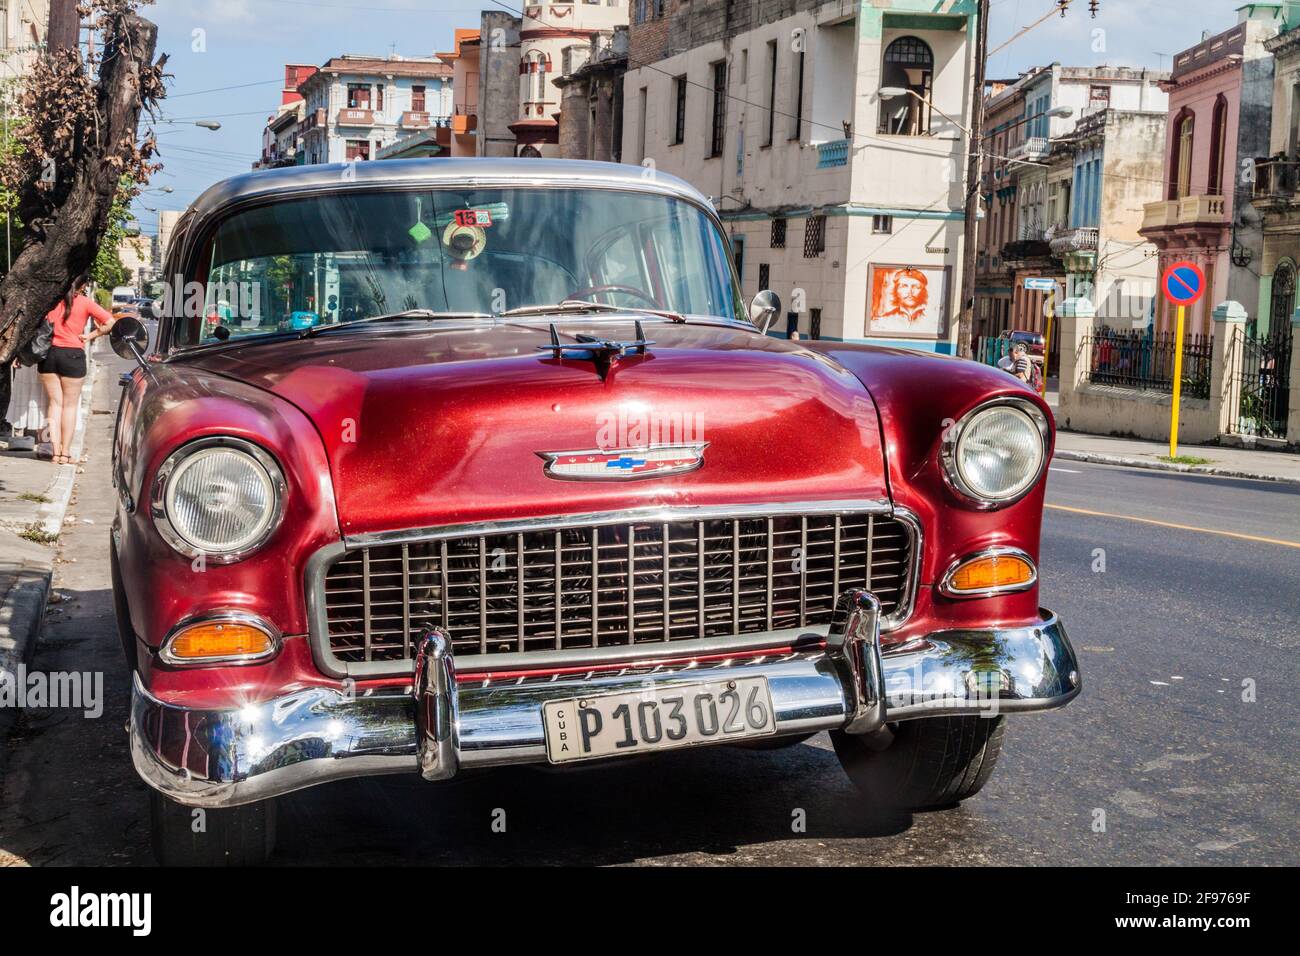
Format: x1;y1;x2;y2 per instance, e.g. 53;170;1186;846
565;284;662;308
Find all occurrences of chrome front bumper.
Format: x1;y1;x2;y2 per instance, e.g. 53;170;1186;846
131;592;1081;808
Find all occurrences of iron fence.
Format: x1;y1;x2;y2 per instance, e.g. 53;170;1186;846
1228;325;1292;438
1082;328;1213;399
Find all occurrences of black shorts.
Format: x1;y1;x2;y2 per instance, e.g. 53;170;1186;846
38;346;87;378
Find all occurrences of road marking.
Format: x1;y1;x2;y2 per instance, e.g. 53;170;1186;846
1045;503;1300;549
1048;466;1081;474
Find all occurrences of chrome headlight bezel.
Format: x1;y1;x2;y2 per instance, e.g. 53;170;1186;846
150;436;286;563
940;397;1050;509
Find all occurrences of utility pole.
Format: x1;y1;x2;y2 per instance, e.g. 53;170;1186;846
957;0;989;359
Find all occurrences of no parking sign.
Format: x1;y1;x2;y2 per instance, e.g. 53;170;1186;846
1160;260;1204;457
1162;260;1205;307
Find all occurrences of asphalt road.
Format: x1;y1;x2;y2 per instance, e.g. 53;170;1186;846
1;355;1297;865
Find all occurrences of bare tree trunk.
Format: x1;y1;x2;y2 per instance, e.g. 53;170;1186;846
0;14;159;364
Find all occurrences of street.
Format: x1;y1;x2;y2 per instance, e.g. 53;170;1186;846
0;350;1296;866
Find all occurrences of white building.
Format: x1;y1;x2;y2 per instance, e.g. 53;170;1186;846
0;0;48;83
622;0;978;351
298;54;453;165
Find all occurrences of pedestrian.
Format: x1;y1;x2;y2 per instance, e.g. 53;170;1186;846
999;342;1034;384
39;278;116;464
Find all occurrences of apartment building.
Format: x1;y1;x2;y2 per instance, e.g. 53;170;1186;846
256;64;318;169
621;0;978;350
1140;6;1281;338
553;25;628;161
0;0;48;81
972;64;1168;353
477;1;628;158
297;54;453;165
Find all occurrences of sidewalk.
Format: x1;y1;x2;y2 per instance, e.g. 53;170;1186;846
0;351;101;728
1054;429;1300;484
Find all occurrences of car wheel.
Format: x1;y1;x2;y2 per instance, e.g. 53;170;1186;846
149;790;277;866
830;716;1005;812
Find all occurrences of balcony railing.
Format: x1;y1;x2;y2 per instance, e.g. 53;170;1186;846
1049;226;1099;255
1009;136;1049;161
1253;157;1299;201
1141;195;1227;230
1002;238;1053;262
400;111;432;129
816;139;849;168
336;108;375;127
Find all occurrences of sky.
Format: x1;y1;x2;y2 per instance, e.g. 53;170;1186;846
134;0;1246;237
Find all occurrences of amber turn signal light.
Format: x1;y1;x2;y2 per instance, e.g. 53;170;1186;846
941;551;1036;597
162;617;278;665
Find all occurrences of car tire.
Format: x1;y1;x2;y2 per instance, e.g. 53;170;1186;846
830;716;1005;812
149;790;277;866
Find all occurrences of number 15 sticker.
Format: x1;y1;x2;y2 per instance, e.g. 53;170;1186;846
454;209;492;227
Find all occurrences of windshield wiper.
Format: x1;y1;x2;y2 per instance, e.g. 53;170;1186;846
300;309;495;338
499;300;686;323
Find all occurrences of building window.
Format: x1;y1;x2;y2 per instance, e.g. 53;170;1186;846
376;83;384;112
771;217;786;248
790;49;805;140
803;215;825;258
785;312;799;338
1171;109;1194;199
412;85;425;112
764;40;777;147
1271;259;1296;331
872;214;892;234
810;308;822;340
347;83;371;109
345;139;370;161
709;61;727;157
1208;95;1228;196
672;75;686;145
731;235;745;282
1088;84;1110;111
634;0;647;23
877;36;933;135
758;263;769;291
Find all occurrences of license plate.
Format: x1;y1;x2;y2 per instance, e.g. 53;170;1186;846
542;677;776;763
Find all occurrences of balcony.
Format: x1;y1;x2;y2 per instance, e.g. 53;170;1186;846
1253;157;1299;203
451;106;477;135
1140;195;1227;231
1049;227;1099;256
1002;238;1053;265
816;139;849;168
400;111;432;130
1008;136;1049;161
336;108;375;127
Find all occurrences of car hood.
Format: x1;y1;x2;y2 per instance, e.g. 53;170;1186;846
180;320;889;535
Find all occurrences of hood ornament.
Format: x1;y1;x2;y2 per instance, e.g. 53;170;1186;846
538;443;708;481
536;320;654;380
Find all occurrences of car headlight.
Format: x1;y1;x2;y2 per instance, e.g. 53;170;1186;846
941;399;1049;507
151;437;285;561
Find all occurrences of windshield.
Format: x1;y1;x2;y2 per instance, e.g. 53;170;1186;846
175;186;744;347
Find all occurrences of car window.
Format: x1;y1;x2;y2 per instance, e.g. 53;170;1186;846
175;187;744;347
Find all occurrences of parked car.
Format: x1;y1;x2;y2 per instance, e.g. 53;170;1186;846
110;159;1079;865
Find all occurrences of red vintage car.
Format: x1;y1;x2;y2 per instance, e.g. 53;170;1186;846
109;159;1079;865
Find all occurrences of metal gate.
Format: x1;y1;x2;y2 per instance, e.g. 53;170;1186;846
1229;325;1292;439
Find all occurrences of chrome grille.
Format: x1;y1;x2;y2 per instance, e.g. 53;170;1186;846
322;512;914;663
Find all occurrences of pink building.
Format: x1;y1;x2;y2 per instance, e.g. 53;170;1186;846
1139;8;1283;337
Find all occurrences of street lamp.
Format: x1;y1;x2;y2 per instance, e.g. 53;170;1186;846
158;119;222;131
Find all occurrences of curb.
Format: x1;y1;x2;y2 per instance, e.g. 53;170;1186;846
0;542;52;739
1053;449;1300;485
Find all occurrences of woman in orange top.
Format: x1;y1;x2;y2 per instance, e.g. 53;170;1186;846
39;280;116;464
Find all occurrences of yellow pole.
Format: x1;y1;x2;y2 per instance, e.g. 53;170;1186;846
1041;294;1053;399
1169;303;1186;458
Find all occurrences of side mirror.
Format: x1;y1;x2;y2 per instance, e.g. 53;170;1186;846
110;316;150;370
748;290;781;335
